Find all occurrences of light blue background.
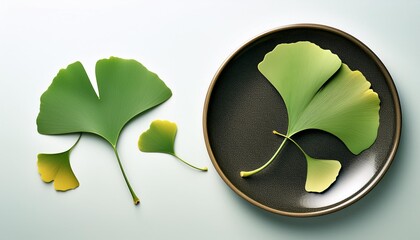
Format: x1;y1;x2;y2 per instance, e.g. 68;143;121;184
1;0;418;239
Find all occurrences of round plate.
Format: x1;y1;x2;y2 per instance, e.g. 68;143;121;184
203;24;401;217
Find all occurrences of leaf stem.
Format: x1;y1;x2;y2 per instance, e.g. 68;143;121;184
172;154;208;171
240;137;288;178
272;130;308;157
113;147;140;205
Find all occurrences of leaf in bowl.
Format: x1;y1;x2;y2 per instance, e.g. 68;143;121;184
240;42;380;192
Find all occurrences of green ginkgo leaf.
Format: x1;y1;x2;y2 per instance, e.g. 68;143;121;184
37;57;172;204
240;42;380;193
139;120;208;171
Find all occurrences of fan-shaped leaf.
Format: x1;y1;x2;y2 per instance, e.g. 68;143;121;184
36;57;172;204
38;136;81;191
305;156;341;192
37;57;172;146
241;42;380;193
290;64;380;154
139;120;207;171
258;41;342;133
139;120;177;155
38;151;79;191
258;42;380;154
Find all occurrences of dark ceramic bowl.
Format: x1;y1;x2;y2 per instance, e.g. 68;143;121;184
203;24;401;217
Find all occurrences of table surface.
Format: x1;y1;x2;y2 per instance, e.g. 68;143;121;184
1;1;419;239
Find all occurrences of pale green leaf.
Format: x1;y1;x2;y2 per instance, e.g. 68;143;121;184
305;155;341;193
290;64;380;154
241;42;380;193
258;42;380;154
258;41;342;132
139;120;208;171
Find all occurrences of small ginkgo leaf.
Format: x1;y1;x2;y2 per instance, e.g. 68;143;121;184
139;120;176;155
38;135;81;191
139;120;208;171
305;156;341;193
270;131;341;192
37;57;172;204
38;152;79;191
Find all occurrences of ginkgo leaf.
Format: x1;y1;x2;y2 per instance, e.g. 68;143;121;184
271;131;341;192
38;135;81;191
139;120;208;171
289;64;380;154
240;42;380;193
258;42;380;154
38;152;79;191
139;120;177;155
257;41;342;132
305;156;341;193
37;57;172;147
37;57;172;204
